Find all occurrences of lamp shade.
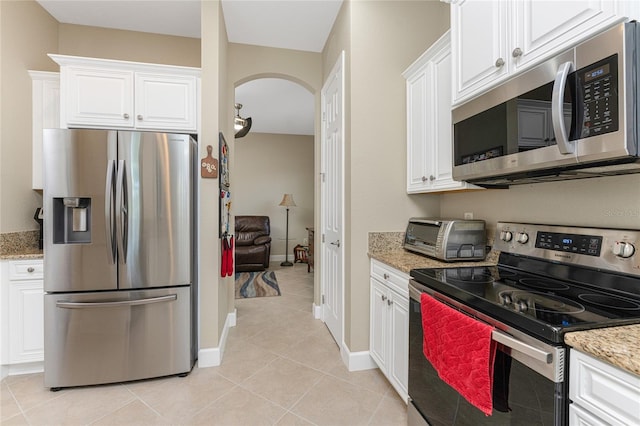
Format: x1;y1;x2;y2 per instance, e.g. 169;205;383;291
279;194;296;207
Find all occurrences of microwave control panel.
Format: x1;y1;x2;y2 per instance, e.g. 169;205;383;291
578;54;619;138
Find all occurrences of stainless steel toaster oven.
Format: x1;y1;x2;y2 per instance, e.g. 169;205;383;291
403;218;486;262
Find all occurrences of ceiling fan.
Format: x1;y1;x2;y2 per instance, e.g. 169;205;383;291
234;103;252;138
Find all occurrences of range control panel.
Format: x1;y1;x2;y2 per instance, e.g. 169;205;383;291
535;231;603;257
494;222;640;277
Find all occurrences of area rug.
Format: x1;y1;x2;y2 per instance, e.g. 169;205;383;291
235;270;281;299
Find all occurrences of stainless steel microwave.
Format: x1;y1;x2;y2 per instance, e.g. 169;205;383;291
452;22;640;187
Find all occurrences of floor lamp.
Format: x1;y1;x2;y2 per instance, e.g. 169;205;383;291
279;194;296;266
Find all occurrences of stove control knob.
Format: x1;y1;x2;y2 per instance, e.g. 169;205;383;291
516;232;529;244
516;300;528;312
500;231;513;242
613;241;635;258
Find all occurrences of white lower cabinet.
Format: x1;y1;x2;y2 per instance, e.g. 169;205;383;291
569;349;640;425
370;259;409;402
1;259;44;377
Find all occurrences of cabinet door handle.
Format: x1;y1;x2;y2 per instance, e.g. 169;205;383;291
27;267;35;273
429;175;435;181
383;273;390;280
512;47;523;58
387;299;393;306
137;114;143;120
495;58;505;68
123;113;130;119
381;295;387;302
421;176;427;182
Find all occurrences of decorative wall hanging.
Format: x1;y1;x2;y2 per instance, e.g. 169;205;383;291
219;132;230;188
219;132;231;237
200;145;218;178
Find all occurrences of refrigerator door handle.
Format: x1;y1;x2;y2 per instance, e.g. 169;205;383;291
115;160;128;263
56;294;178;309
105;160;116;264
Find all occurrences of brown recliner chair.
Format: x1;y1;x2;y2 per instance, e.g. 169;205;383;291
235;216;272;272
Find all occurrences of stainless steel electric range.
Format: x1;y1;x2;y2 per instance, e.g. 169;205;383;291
408;222;640;426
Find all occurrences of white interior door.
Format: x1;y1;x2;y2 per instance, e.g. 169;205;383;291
320;51;345;347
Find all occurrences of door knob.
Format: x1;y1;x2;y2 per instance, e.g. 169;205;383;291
137;114;143;120
123;113;130;119
512;47;523;58
495;58;505;68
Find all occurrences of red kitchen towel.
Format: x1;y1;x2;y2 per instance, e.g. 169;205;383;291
226;236;234;276
421;293;497;416
221;237;229;277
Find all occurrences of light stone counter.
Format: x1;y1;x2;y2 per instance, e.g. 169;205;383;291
0;231;43;260
564;324;640;377
368;231;499;274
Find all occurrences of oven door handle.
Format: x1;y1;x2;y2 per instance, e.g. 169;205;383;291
492;330;552;364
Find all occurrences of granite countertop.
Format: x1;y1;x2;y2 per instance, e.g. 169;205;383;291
0;230;44;260
564;324;640;376
368;247;499;274
1;249;44;260
367;231;499;274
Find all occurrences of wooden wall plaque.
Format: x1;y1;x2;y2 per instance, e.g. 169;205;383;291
201;145;218;178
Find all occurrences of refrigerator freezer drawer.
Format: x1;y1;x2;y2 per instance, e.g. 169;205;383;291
44;286;192;388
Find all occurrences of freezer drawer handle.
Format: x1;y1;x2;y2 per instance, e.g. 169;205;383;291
56;294;177;309
492;330;552;364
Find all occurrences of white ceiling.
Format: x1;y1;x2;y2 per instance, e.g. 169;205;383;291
36;0;343;136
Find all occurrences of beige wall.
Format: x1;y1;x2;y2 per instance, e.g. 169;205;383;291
323;0;449;351
234;132;314;256
0;0;58;233
0;1;201;234
199;0;227;350
58;24;200;67
441;175;640;238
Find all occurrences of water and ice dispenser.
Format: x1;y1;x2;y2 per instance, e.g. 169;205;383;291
52;197;91;243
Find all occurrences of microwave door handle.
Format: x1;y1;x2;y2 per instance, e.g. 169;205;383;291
552;61;574;155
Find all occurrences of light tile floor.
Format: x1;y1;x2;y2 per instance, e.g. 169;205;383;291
1;263;407;425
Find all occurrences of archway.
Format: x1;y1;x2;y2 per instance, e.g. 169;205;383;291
232;75;315;282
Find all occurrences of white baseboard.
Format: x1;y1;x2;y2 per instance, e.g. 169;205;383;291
312;303;322;319
197;309;236;368
341;346;377;372
2;361;44;378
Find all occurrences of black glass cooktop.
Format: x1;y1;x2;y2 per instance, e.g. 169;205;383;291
410;254;640;343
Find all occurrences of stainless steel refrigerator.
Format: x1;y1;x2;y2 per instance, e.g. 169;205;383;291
42;129;197;389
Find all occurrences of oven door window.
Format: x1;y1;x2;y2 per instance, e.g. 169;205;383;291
408;296;565;425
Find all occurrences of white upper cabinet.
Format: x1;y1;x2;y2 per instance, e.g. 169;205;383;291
404;31;480;193
450;0;639;105
134;73;197;131
65;66;134;128
29;71;60;190
451;0;509;105
49;55;200;133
